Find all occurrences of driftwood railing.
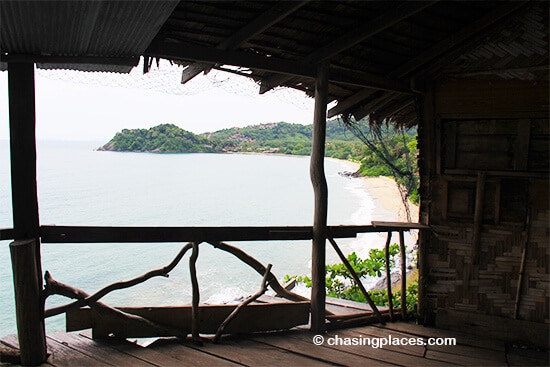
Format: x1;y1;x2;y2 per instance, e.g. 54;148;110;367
4;223;426;347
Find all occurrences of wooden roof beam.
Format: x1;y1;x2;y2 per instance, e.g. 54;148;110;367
330;0;529;119
350;92;398;120
180;1;307;84
353;94;414;123
259;1;438;94
147;40;316;77
330;67;413;94
146;40;411;92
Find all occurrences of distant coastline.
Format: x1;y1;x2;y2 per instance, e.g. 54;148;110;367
99;122;420;222
98;122;363;158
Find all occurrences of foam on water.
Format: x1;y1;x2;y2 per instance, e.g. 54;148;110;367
0;142;403;336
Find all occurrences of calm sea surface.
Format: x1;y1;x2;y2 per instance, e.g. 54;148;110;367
0;140;392;337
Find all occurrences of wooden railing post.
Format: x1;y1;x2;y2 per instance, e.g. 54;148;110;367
399;230;407;320
384;232;394;321
310;60;329;333
189;242;200;343
8;62;47;365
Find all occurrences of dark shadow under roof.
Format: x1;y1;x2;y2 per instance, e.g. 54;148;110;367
1;0;548;126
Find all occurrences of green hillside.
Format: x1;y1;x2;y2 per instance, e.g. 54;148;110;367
99;124;215;153
99;121;365;159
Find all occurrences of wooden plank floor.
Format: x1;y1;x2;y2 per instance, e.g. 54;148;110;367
2;321;548;367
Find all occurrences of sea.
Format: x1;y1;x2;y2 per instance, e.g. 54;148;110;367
0;140;398;337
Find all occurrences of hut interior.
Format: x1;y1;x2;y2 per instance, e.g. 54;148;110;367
1;1;548;365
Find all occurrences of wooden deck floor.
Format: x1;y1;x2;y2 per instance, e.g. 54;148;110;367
2;321;548;367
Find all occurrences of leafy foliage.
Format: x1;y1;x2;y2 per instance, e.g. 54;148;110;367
285;244;418;314
369;282;418;314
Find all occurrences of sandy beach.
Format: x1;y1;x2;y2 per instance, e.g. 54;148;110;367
339;160;419;223
362;176;419;222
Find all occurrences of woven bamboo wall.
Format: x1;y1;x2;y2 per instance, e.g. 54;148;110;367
419;80;549;327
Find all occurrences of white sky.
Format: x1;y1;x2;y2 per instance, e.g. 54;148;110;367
0;62;316;142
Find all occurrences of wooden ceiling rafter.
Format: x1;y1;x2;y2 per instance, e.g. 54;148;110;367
350;91;399;121
329;66;413;94
326;89;378;118
449;64;549;78
365;95;415;124
258;1;439;94
396;0;529;79
412;2;540;82
330;0;530;120
147;40;317;80
146;40;415;93
179;1;307;84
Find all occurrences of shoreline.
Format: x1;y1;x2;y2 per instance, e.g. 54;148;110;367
331;158;419;223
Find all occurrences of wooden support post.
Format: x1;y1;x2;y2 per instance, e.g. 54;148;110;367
10;240;46;365
515;119;531;171
310;61;329;333
8;62;40;240
399;230;407;320
472;171;486;266
7;62;47;366
384;232;394;321
417;85;435;323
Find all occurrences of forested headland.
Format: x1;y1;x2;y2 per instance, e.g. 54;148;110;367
99;121;364;156
99;121;418;201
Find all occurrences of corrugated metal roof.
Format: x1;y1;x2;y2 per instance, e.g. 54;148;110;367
1;0;547;124
1;0;179;72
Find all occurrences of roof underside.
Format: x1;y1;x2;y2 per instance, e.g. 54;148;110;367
1;0;548;126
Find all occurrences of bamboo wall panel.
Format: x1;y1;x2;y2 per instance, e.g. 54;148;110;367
426;220;549;321
420;79;549;328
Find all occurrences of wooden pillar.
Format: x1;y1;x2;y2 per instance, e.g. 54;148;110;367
8;62;47;366
472;171;486;266
417;85;434;323
310;61;329;333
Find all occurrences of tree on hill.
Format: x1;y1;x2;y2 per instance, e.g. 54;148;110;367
101;124;215;153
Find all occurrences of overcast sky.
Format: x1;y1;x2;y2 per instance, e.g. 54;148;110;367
0;62;317;142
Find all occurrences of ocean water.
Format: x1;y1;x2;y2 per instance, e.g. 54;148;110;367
0;140;394;337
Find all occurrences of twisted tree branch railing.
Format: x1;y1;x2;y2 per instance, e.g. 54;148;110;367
327;236;385;324
37;223;426;337
44;242;195;318
214;264;273;343
43;240;309;340
207;241;309;303
44;272;187;338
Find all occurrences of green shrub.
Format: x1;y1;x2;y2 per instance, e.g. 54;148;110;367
284;245;418;315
